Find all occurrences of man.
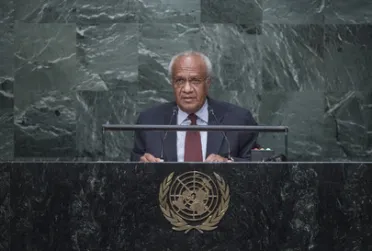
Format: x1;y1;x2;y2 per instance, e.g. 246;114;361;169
131;51;258;162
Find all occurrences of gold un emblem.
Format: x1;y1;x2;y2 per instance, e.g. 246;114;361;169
159;171;230;233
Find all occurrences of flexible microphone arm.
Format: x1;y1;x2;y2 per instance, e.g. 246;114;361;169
160;107;178;160
209;108;232;160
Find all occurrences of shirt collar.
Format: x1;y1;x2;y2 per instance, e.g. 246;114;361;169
177;99;209;124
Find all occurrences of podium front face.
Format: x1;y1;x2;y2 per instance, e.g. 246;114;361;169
3;162;372;250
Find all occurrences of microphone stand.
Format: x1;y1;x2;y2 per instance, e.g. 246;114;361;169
160;107;178;161
209;108;232;161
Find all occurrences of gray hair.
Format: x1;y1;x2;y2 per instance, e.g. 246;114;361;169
168;51;213;78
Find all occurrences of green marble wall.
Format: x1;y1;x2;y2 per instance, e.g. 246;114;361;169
0;0;371;161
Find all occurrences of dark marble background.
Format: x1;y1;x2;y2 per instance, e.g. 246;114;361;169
1;162;371;250
0;0;372;161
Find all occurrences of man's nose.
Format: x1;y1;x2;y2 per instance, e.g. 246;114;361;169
183;82;193;92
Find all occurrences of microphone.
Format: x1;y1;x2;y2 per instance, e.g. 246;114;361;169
209;108;232;160
160;107;178;160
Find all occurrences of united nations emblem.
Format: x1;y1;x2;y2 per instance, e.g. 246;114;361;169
159;171;230;233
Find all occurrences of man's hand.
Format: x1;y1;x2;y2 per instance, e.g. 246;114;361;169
204;154;232;163
139;153;162;163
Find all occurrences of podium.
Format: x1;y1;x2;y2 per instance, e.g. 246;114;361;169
2;162;372;250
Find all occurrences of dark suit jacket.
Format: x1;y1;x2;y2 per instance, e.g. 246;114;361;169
130;97;258;162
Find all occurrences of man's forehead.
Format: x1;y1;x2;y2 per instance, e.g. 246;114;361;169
174;71;201;78
175;55;204;66
173;56;206;73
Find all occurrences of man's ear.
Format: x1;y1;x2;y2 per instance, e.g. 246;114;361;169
206;77;211;88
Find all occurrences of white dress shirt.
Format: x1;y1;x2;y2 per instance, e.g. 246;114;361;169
177;101;209;162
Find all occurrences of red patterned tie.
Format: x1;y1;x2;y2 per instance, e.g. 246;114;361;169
184;113;203;161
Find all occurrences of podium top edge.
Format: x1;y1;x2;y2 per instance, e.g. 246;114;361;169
101;124;289;132
1;161;371;164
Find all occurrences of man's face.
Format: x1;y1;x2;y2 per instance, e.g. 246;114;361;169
171;55;211;114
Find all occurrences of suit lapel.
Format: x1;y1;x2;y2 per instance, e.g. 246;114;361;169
206;98;226;157
161;104;178;162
